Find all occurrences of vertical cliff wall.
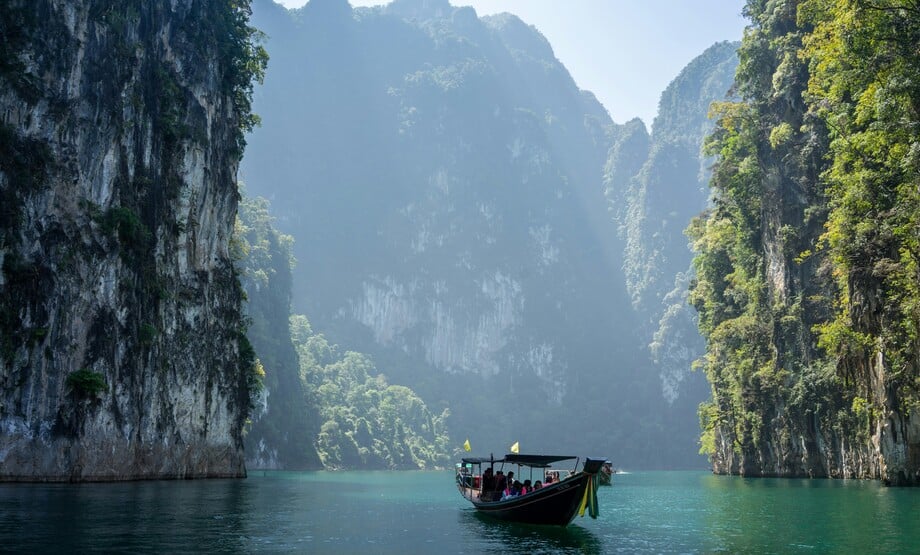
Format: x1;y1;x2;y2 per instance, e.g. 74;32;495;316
606;41;738;406
692;0;873;481
0;1;263;480
692;0;919;485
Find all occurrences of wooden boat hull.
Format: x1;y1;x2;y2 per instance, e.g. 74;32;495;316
460;472;594;526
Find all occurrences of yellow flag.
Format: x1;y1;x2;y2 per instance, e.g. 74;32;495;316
510;441;519;454
463;438;471;452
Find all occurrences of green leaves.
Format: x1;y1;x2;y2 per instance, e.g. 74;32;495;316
693;0;920;477
292;318;450;470
802;0;920;395
195;1;268;155
690;0;837;471
100;207;150;248
66;369;108;398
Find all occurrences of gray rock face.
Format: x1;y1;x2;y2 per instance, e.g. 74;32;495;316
242;1;742;467
243;0;643;460
0;1;249;480
607;42;738;405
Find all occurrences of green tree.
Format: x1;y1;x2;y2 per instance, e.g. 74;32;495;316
237;194;321;469
291;316;451;470
801;0;920;470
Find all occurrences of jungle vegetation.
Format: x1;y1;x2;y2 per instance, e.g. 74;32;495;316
690;0;919;483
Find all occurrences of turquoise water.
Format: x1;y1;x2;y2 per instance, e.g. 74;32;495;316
1;470;918;553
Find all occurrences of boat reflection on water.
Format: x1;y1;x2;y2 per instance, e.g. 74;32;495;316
459;508;603;555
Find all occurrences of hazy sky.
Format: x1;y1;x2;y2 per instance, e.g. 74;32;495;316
275;0;747;125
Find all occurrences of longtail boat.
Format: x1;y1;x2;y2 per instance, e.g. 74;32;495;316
455;453;603;526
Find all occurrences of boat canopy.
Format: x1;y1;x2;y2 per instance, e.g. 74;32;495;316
460;457;497;465
461;454;577;467
503;454;577;467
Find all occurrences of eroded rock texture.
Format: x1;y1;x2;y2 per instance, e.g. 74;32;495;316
0;1;253;480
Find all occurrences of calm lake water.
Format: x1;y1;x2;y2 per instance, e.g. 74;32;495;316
2;470;918;553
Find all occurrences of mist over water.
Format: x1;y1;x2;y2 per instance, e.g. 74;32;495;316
3;472;918;553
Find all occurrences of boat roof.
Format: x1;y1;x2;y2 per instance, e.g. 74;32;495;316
461;454;577;467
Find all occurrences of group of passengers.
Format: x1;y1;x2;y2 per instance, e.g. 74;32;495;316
478;468;557;502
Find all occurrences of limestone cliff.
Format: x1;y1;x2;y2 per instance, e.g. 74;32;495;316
692;0;919;485
244;0;643;461
242;0;744;467
606;41;738;404
0;1;263;480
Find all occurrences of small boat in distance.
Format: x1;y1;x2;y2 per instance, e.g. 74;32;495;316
456;453;604;526
598;461;614;486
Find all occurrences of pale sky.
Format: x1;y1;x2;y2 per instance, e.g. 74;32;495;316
275;0;747;126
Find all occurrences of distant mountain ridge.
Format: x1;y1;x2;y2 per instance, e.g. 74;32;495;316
243;0;737;468
607;41;739;404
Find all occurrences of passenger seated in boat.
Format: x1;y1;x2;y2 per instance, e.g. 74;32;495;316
522;479;532;494
481;468;494;492
501;480;522;501
544;474;553;485
533;480;543;490
494;471;506;494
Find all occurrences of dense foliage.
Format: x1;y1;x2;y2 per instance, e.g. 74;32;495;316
199;0;268;154
803;0;920;424
235;194;321;468
291;315;451;470
691;0;920;483
65;369;109;398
